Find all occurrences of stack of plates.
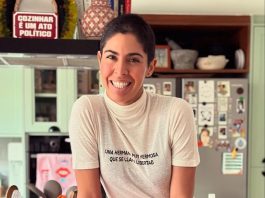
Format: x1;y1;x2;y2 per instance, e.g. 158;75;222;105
235;49;245;69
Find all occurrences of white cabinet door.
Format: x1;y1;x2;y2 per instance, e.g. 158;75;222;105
0;67;24;136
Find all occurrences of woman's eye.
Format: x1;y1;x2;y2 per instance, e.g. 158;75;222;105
128;57;140;63
106;55;116;60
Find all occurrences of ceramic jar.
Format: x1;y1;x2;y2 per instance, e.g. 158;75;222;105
81;0;114;38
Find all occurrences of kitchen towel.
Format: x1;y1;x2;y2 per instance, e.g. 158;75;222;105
35;153;76;195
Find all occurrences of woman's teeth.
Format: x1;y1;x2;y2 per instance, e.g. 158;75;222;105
112;81;130;88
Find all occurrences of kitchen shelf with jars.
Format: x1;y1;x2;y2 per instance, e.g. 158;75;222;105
141;14;251;77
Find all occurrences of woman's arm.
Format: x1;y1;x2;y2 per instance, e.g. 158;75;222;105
170;166;196;198
75;168;102;198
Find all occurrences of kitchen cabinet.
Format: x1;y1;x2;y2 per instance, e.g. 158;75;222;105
0;67;24;137
24;68;100;133
141;14;250;77
0;38;99;133
248;15;265;198
24;68;72;133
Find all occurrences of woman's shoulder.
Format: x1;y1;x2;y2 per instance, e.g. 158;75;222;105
147;92;189;107
73;94;104;110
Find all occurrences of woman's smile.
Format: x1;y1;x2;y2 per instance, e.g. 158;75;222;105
111;80;131;89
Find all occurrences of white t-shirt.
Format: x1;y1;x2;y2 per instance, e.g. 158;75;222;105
69;90;200;198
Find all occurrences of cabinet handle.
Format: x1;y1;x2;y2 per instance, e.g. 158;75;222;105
262;158;265;177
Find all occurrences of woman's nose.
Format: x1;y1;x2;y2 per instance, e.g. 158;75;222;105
114;59;128;75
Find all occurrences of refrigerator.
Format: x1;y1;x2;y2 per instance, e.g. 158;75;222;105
182;78;248;198
143;77;248;197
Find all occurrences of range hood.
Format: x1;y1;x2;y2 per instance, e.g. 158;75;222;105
0;53;99;69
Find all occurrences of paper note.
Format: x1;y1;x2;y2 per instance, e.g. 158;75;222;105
198;103;215;126
199;80;215;103
218;97;228;112
222;152;243;175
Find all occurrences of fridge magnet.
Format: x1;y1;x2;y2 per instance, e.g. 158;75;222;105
218;126;227;139
231;147;238;159
198;103;214;126
184;93;197;106
231;119;244;137
198;127;213;148
162;81;172;96
143;84;156;94
218;112;227;125
217;97;228;111
198;80;215;103
236;97;245;114
217;81;230;97
236;87;244;95
184;81;196;93
234;137;247;150
222;152;243;175
215;140;231;151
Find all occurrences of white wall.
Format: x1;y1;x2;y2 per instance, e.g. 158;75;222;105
131;0;264;15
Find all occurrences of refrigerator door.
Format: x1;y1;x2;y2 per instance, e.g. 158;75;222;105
144;78;181;97
182;78;248;198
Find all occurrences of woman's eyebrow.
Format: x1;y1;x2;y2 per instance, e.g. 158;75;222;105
103;49;118;55
103;50;144;58
128;53;144;58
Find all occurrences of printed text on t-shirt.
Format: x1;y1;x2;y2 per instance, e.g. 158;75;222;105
105;149;159;165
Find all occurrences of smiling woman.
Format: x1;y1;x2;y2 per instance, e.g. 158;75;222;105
69;14;200;198
98;33;154;105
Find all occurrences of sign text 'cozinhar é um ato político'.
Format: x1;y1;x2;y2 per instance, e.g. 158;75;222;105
13;12;58;39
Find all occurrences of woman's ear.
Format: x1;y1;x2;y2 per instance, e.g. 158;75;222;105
145;58;157;77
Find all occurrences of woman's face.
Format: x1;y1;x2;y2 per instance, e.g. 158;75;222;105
98;33;155;105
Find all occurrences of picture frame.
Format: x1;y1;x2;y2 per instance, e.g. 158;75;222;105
154;45;171;71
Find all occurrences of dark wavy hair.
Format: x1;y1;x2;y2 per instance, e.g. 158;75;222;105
100;14;156;65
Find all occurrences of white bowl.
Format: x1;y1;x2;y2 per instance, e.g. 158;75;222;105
196;55;229;70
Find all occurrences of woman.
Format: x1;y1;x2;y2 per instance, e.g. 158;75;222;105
69;14;200;198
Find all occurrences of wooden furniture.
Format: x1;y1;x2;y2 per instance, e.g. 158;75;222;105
141;14;250;76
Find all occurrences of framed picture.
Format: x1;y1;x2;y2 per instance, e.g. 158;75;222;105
155;45;171;71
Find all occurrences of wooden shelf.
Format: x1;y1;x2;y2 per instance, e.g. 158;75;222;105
0;14;251;77
141;14;250;27
154;68;249;74
0;38;100;55
141;14;251;77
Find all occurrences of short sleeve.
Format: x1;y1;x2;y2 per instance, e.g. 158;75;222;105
169;99;200;167
68;96;99;169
